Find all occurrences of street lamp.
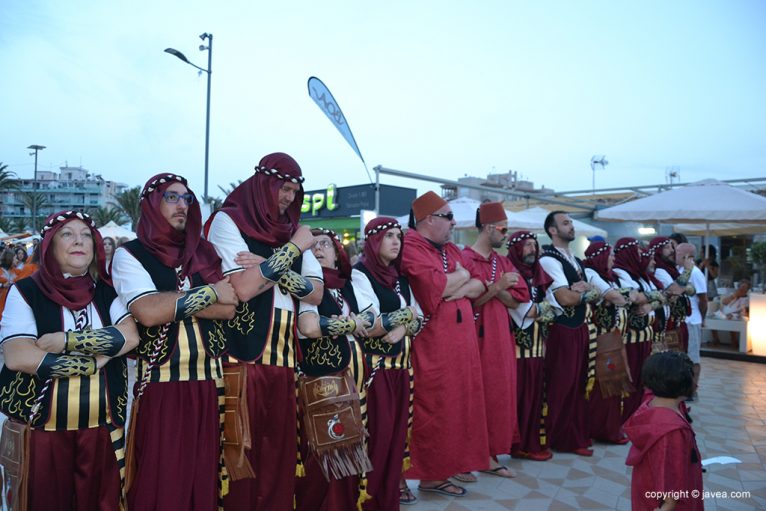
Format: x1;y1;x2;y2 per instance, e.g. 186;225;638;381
165;32;213;201
589;155;608;196
27;144;46;182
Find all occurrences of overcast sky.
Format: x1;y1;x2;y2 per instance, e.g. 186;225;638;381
2;0;765;199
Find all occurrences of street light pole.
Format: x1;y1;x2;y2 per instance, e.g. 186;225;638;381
165;32;213;201
27;144;46;182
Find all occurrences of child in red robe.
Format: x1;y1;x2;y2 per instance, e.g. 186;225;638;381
624;351;704;510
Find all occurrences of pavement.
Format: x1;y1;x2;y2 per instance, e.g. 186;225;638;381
0;355;763;510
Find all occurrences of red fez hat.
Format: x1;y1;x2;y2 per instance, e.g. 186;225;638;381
411;191;448;222
477;201;507;227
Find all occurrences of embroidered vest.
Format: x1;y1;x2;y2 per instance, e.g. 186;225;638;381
512;278;549;354
224;233;303;362
540;245;587;327
615;273;652;331
353;262;412;357
122;239;226;364
298;281;359;377
0;278;128;428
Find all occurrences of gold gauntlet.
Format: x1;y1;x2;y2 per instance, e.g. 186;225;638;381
65;326;126;356
676;267;692;287
381;307;414;332
319;316;357;337
404;317;423;336
278;270;314;299
36;353;98;379
536;301;556;323
174;285;218;322
260;242;301;282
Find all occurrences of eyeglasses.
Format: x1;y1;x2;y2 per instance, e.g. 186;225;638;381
430;212;454;221
313;239;334;250
162;191;194;205
493;226;508;234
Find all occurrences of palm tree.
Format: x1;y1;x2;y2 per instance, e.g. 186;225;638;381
0;163;19;193
115;187;141;230
89;206;127;228
21;191;50;232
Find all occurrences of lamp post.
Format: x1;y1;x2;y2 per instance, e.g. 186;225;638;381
27;144;46;183
165;33;213;201
589;155;608;196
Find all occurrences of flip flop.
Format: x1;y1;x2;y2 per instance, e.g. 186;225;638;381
480;465;516;478
452;472;477;483
417;481;467;497
399;486;418;505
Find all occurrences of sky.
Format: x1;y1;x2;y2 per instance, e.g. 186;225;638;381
2;0;765;200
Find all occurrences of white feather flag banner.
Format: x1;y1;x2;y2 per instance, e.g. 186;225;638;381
307;76;366;165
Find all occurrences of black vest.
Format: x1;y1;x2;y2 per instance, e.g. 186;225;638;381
298;280;359;377
224;233;304;362
512;277;550;349
353;262;412;357
615;272;652;331
122;239;225;364
540;245;587;327
0;278;128;428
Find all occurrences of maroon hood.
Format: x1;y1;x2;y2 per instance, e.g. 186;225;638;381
624;400;691;467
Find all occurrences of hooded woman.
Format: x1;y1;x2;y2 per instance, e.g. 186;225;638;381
0;210;139;510
352;217;423;508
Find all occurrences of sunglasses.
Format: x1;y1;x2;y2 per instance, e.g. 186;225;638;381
430;212;454;221
493;226;508;234
162;191;195;205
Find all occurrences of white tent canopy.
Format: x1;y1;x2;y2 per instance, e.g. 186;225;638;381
395;199;607;238
674;223;766;236
98;221;136;241
509;207;607;239
595;179;766;224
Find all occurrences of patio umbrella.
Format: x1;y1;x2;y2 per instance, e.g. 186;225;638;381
595;179;766;261
98;221;137;241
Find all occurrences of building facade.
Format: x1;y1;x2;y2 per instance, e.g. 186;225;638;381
0;166;128;228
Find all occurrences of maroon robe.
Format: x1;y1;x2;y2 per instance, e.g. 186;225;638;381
625;400;704;511
401;230;489;480
462;247;529;455
545;322;591;451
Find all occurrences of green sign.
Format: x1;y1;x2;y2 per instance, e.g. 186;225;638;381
301;184;339;216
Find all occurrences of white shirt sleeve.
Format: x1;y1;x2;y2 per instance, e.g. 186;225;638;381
0;286;38;343
654;268;674;288
585;268;613;296
613;268;640;290
109;295;132;325
205;212;248;275
539;256;566;311
690;267;708;296
301;250;323;281
351;269;380;314
111;246;160;309
509;301;535;330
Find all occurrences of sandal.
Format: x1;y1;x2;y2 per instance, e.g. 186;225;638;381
480;465;516;478
399;486;418;505
418;481;467;497
452;472;477;483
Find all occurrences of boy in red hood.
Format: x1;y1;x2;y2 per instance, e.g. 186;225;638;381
624;351;704;510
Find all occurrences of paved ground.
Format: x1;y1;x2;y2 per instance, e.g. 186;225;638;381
1;356;763;510
402;357;766;510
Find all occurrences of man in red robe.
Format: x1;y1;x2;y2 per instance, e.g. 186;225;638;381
401;191;489;498
462;202;529;478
